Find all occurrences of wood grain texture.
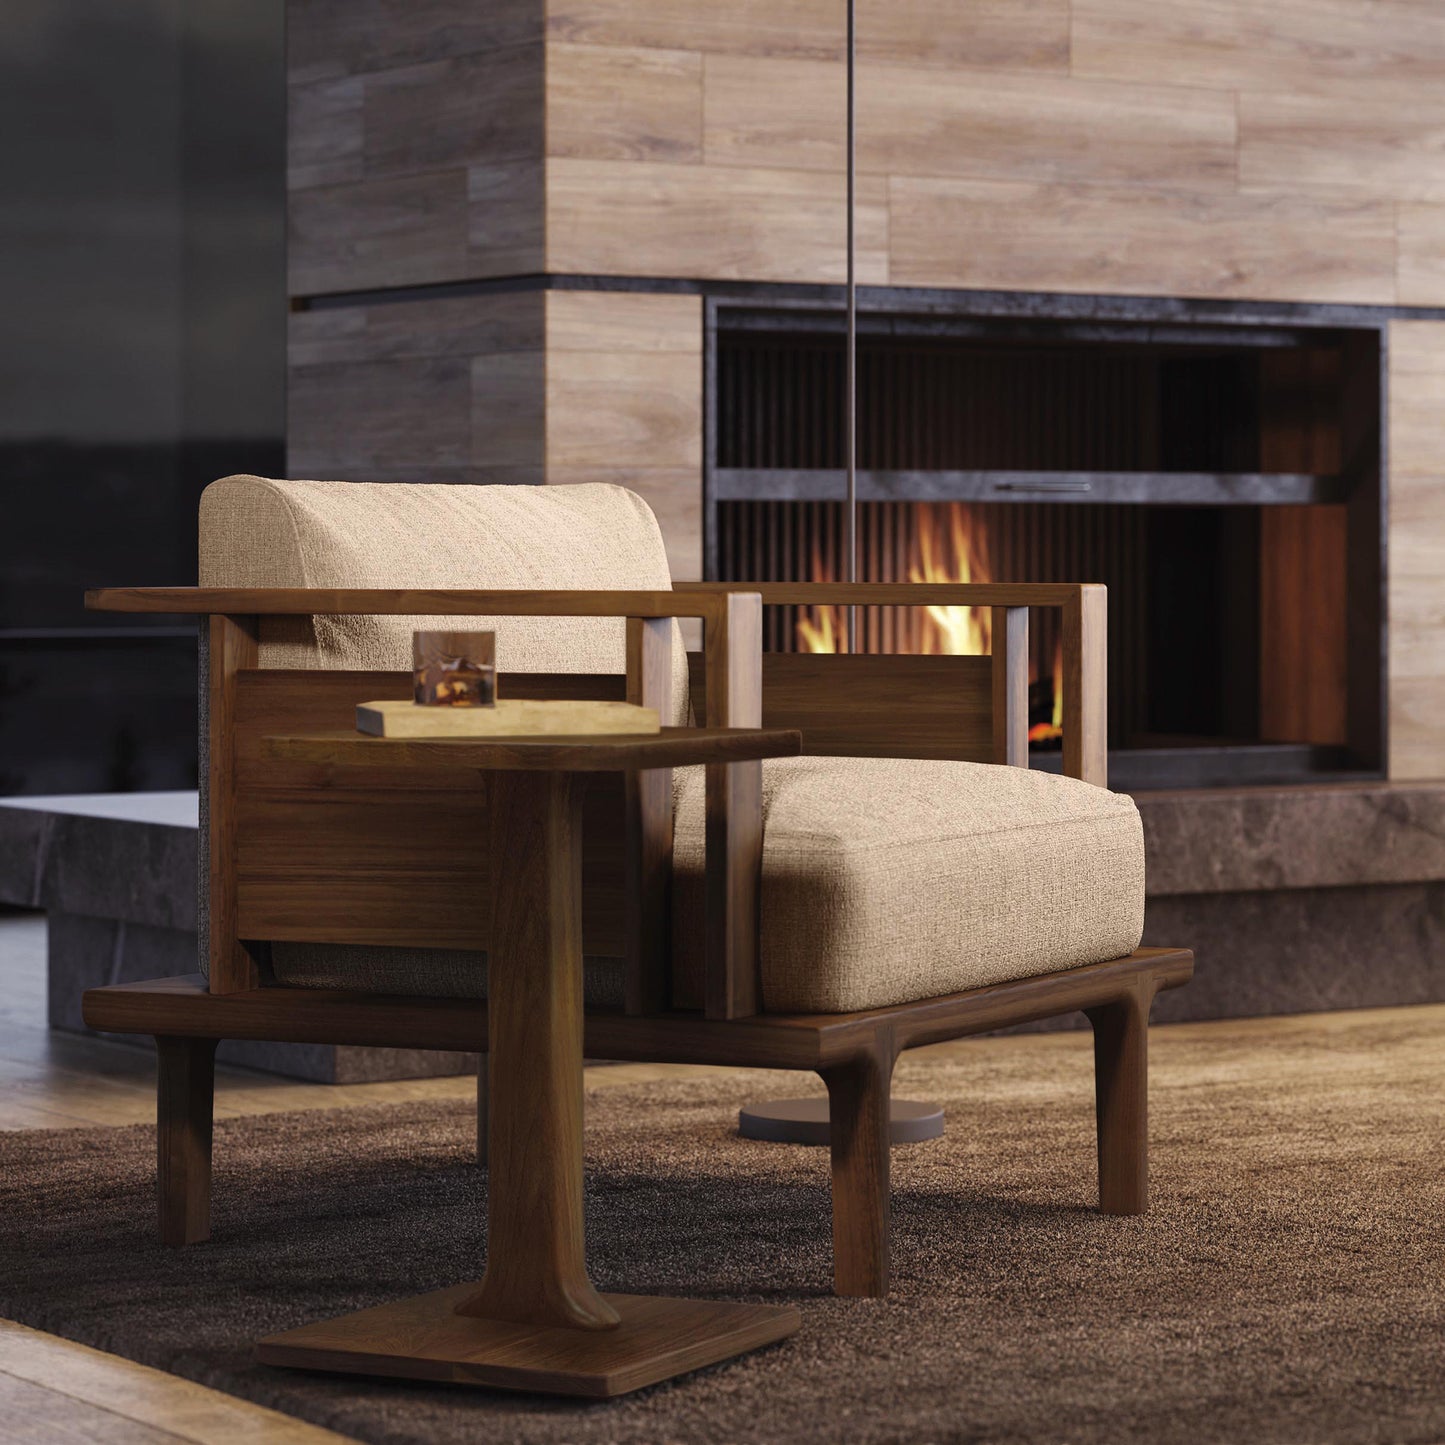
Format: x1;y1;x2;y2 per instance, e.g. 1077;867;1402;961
888;176;1397;305
288;289;542;369
1063;586;1108;788
547;158;889;283
1388;321;1445;779
457;770;617;1331
231;668;622;955
1397;204;1445;308
542;291;704;580
470;351;547;468
821;1043;893;1297
991;606;1029;767
1241;86;1445;203
207;617;260;994
547;0;1068;71
755;653;992;762
263;726;797;773
703;592;764;1020
156;1038;217;1248
545;350;701;469
548;43;702;163
88;587;732;618
625;618;676;1013
704;54;1235;189
355;699;659;737
361;44;541;176
0;1318;355;1445
288;0;541;83
259;1286;800;1398
289;355;474;473
1072;0;1445;90
288;75;362;189
1085;984;1153;1214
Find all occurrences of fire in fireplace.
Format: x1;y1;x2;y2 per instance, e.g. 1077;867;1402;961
703;295;1385;789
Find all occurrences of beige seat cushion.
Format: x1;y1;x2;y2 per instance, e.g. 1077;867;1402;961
672;756;1145;1014
199;475;690;723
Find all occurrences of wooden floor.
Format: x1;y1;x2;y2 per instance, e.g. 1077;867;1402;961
3;910;1440;1441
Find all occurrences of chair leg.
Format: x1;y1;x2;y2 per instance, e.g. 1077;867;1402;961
821;1044;894;1298
476;1062;489;1167
1085;989;1152;1215
156;1037;217;1247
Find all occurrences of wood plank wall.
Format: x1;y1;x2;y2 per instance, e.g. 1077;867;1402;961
1388;322;1445;780
541;0;1445;303
286;0;1445;778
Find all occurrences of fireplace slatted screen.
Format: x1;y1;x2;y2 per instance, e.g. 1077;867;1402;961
705;306;1384;787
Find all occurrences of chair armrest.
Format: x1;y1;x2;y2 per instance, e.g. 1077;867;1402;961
674;581;1108;788
89;586;714;620
89;584;767;1020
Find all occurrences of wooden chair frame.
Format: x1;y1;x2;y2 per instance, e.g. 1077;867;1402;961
83;581;1191;1297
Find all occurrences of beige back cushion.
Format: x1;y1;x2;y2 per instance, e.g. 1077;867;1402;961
198;476;689;723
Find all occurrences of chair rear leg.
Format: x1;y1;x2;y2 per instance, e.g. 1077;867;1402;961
821;1043;894;1297
156;1037;217;1246
1085;989;1152;1215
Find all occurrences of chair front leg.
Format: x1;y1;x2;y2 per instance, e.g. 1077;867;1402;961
1085;986;1154;1215
820;1040;895;1298
476;1062;489;1167
156;1036;217;1246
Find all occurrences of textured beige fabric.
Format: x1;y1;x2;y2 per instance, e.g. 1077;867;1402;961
672;756;1145;1013
199;475;1145;1015
198;476;690;725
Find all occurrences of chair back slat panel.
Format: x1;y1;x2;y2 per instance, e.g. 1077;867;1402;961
233;669;627;952
689;654;995;762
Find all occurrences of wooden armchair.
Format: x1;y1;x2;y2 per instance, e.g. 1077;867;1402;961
82;477;1190;1299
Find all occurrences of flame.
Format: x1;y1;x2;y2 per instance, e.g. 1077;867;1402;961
1028;637;1065;745
796;503;992;656
908;504;991;656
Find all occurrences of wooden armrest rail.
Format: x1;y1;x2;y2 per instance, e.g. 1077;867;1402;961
86;586;737;620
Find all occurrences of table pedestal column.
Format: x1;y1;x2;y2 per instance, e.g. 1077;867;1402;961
260;765;800;1398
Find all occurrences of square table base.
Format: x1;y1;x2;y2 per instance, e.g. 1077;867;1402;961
258;1284;802;1399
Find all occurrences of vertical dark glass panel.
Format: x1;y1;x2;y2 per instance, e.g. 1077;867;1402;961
0;0;283;792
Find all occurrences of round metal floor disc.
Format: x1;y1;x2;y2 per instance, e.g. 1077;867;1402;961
738;1097;945;1146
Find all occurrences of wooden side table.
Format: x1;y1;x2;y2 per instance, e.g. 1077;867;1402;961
256;727;802;1398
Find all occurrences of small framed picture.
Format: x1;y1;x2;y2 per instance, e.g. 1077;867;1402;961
412;630;497;707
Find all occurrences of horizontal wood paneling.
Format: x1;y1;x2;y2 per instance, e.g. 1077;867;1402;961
889;177;1397;304
546;0;1069;71
288;36;543;295
288;0;541;83
1072;0;1445;90
1389;321;1445;780
361;46;541;175
287;292;546;480
548;43;703;163
547;158;888;282
704;55;1236;189
288;358;474;473
1240;87;1445;204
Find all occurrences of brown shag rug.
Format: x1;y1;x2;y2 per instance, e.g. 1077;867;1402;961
1;1009;1443;1445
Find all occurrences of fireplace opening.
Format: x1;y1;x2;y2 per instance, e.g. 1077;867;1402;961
704;300;1384;790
